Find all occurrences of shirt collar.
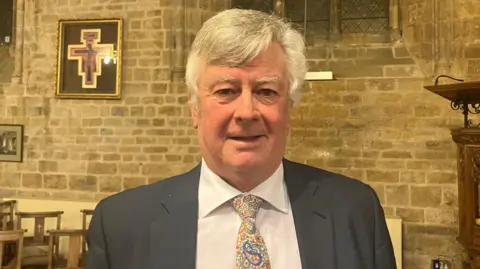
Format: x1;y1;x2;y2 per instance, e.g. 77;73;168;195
198;159;289;219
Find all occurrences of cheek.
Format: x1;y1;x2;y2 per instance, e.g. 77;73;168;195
263;107;290;130
199;104;231;133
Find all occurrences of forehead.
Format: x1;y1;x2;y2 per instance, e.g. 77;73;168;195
245;43;286;69
199;43;287;86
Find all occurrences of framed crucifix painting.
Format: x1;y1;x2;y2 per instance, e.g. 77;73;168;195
55;18;123;99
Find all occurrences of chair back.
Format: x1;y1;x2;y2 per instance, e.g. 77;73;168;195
0;229;24;269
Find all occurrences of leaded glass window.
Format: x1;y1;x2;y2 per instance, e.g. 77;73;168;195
341;0;389;33
230;0;393;37
285;0;330;36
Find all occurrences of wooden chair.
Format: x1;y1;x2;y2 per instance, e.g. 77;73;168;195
0;201;16;231
80;210;93;256
15;211;63;268
0;214;10;232
47;229;85;269
0;202;17;267
0;230;24;269
0;224;16;268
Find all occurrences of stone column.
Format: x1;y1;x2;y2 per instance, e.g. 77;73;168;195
21;0;34;85
434;0;453;75
9;0;17;56
389;0;400;41
11;0;24;83
170;0;186;81
329;0;341;42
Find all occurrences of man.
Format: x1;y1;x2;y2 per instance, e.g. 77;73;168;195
85;8;397;269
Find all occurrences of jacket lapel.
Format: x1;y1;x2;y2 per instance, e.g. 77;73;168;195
284;159;336;269
149;165;201;269
147;160;336;269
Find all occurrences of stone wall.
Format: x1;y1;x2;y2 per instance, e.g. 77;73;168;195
287;1;469;267
455;0;480;79
401;0;436;76
0;46;13;82
283;0;471;267
0;0;478;268
286;77;464;268
0;0;228;201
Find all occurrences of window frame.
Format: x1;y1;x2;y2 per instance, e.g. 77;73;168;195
231;0;401;44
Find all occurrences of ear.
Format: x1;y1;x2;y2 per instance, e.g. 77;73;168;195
189;94;199;129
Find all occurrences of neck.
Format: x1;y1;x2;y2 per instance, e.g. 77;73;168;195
204;159;282;193
223;171;269;193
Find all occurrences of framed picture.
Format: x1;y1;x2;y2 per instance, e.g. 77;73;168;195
55;18;123;99
0;124;23;162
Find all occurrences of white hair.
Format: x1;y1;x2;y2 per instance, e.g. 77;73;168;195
185;8;308;106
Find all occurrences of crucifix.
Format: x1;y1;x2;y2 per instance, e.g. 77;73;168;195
67;29;115;89
36;223;43;232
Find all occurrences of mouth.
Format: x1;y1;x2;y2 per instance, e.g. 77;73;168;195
228;135;264;142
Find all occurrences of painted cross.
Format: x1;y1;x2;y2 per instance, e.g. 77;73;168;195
67;29;115;89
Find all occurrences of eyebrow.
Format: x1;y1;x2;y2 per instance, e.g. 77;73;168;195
208;76;280;90
211;76;238;87
255;76;280;84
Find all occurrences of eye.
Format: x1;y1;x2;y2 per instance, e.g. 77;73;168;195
215;88;236;96
256;89;277;97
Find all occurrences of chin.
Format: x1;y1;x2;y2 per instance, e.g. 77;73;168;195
226;153;264;169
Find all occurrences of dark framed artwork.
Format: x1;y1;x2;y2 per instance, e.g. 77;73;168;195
55;18;123;99
0;124;23;162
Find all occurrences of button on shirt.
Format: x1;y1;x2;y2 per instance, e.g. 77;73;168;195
196;160;303;269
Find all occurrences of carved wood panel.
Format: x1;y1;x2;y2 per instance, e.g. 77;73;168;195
452;128;480;268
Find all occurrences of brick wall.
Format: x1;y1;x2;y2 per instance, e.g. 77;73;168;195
0;0;478;268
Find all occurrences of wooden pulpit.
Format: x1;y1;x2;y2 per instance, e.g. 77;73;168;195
425;81;480;268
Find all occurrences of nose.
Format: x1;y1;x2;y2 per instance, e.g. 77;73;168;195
233;90;259;123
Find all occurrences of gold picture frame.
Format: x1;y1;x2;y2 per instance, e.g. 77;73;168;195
0;124;24;163
55;18;123;99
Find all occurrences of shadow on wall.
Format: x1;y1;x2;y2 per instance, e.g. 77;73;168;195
0;45;13;83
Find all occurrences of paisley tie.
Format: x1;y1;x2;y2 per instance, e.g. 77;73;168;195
230;194;271;269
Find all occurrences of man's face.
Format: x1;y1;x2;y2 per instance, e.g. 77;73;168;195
191;43;291;173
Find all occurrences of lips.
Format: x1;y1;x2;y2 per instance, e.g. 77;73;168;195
228;135;264;141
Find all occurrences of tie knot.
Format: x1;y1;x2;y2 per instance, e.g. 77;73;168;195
230;194;264;219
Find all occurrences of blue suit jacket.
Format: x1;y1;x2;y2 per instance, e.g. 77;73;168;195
85;159;397;269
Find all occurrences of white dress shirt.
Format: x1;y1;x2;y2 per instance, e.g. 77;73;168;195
196;159;303;269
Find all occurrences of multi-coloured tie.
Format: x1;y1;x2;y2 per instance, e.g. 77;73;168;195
230;194;271;269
